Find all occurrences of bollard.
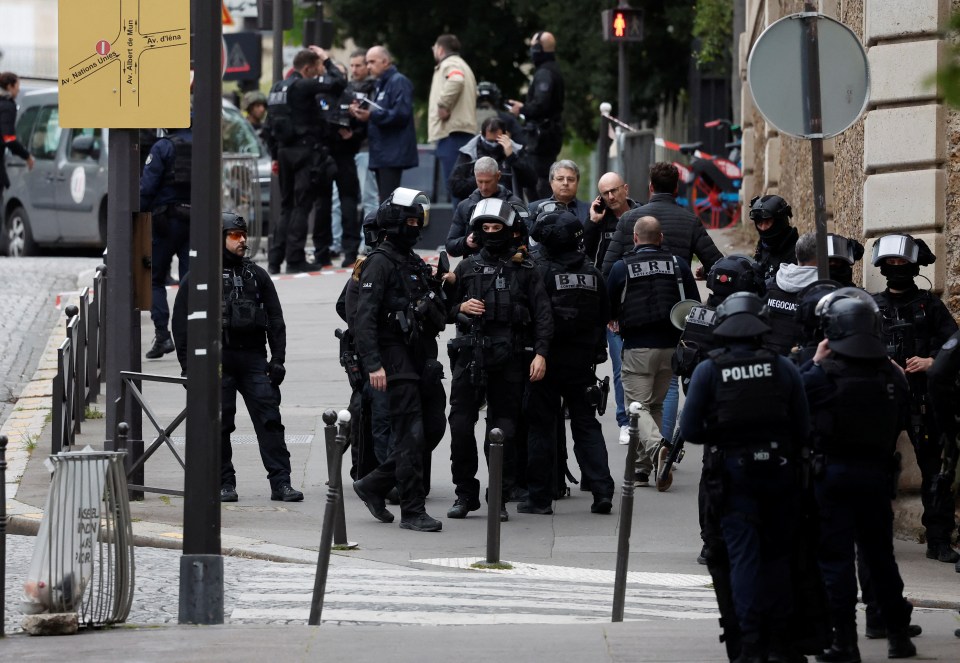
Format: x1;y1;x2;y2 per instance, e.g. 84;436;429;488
322;411;355;549
486;428;504;564
309;409;351;625
612;402;642;622
1;435;6;637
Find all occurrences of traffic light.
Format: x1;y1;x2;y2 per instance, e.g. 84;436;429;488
601;7;644;43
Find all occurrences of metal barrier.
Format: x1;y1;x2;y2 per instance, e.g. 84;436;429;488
223;153;262;256
52;267;108;454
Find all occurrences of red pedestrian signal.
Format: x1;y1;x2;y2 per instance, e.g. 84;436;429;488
602;8;644;43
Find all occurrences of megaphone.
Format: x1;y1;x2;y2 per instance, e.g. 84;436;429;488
670;299;701;330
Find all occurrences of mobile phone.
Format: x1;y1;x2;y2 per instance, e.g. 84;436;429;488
593;196;607;213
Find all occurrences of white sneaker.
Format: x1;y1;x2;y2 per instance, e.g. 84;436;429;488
618;425;630;445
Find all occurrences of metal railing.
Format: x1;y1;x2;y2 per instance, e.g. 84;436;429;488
223;153;262;255
52;266;107;454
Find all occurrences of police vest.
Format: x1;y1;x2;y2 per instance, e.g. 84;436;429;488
674;305;717;379
222;261;268;345
764;285;801;356
543;259;602;344
371;248;446;340
619;250;682;332
267;77;300;146
814;358;900;459
873;290;936;362
707;348;787;442
461;255;534;332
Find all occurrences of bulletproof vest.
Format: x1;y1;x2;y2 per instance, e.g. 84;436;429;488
266;76;300;146
814;358;900;459
461;255;533;333
221;261;268;343
543;259;602;343
763;285;801;356
619;250;682;332
707;348;787;441
371;248;445;341
873;290;935;362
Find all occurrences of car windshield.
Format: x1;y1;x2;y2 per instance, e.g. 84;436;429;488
222;105;265;158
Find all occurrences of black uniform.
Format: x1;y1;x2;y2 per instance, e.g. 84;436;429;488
0;89;30;191
445;185;524;258
447;247;553;506
266;64;346;272
763;280;803;356
521;54;564;200
873;284;959;551
754;226;799;282
526;249;613;509
584;199;638;268
352;240;447;520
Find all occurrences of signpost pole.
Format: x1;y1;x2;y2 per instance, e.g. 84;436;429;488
802;3;830;280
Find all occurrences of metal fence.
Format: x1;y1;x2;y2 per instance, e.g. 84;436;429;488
52;266;107;454
223;153;262;255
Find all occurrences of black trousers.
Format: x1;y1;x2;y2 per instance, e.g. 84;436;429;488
313;151;361;263
221;348;292;490
150;207;190;336
374;167;403;203
525;370;614;507
272;142;326;268
448;356;523;503
911;414;957;546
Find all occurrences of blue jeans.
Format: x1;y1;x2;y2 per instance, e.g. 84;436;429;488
661;375;679;442
606;328;627;427
330;182;342;251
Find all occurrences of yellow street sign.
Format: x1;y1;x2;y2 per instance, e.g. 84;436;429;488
58;0;191;128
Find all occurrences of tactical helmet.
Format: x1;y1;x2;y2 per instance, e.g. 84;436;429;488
361;209;383;249
819;294;885;359
529;200;570;243
707;254;764;299
476;81;502;108
749;194;792;241
826;234;864;265
870;234;935;267
222;212;248;234
712;292;771;339
241;91;267;112
376;187;430;231
795;279;841;343
471;198;519;253
537;211;583;252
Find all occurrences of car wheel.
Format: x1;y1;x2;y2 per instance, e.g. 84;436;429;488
5;206;37;258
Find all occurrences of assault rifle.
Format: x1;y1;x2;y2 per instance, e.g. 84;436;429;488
455;313;488;391
334;328;363;390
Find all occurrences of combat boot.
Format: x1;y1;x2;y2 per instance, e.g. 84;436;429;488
816;624;860;663
733;638;765;663
886;628;917;659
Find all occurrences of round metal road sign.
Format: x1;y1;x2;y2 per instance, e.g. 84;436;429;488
747;13;869;139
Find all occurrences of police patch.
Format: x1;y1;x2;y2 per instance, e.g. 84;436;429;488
627;260;674;279
361;282;373;288
686;306;716;326
554;273;597;291
943;337;959;350
720;362;773;382
144;154;153;165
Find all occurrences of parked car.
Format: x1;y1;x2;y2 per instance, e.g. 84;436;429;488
1;87;270;256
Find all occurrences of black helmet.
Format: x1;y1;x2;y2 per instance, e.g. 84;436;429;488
826;234;864;265
707;254;764;300
795;279;841;343
749;194;792;241
361;209;383;249
537;211;583;252
377;187;430;230
819;293;885;359
222;212;248;234
529;200;570;243
713;292;771;339
471;198;519;253
476;81;502;107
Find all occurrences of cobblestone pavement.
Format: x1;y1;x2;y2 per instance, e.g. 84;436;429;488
0;258;100;427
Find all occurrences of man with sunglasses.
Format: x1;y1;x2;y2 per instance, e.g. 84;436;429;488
172;214;303;504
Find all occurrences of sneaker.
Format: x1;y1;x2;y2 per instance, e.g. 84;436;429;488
353;481;395;523
590;496;613;514
634;471;650;487
271;483;304;502
618;425;630;445
447;498;481;519
220;485;238;502
145;336;175;359
399;512;442;532
517;501;553;515
926;542;960;563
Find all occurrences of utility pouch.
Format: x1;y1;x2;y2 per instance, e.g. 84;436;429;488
672;340;701;378
226;298;267;332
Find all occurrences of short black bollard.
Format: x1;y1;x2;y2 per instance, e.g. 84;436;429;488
309;409;350;625
322;411;355;549
486;428;504;564
612;402;642;622
1;435;7;637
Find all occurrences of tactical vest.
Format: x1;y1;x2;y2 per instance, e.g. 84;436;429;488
764;285;801;356
707;348;787;442
814;358;899;459
221;261;268;344
267;77;299;146
873;290;935;362
619;250;682;332
543;260;602;344
370;248;446;342
461;255;534;333
674;305;717;379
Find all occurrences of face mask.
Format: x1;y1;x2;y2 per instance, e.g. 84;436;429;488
828;262;853;285
389;224;420;249
755;216;788;241
530;49;550;67
482;231;510;253
880;262;918;289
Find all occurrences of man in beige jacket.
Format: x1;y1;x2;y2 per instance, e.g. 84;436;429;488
429;33;478;206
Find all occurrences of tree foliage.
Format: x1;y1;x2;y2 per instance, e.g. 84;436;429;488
692;0;732;69
325;0;695;142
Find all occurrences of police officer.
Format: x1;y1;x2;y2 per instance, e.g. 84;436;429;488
141;125;192;359
524;210;614;515
172;214;303;503
351;188;447;532
507;31;564;200
680;293;810;663
800;293;918;661
265;46;345;273
871;234;960;564
750;194;799;282
826;233;864;287
445;156;525;258
1;72;35;209
446;198;553;521
763;231;819;357
928;329;960;576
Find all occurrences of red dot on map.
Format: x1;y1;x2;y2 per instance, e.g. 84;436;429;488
96;40;111;56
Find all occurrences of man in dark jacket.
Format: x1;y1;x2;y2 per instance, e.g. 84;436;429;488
601;162;723;279
445;156;524;257
507;31;564;200
528;160;592;226
448;117;537;203
0;72;34;198
349;46;418;202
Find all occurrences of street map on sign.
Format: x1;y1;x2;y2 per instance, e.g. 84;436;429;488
58;0;190;128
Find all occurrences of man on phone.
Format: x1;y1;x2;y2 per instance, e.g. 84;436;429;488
587;171;638;444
